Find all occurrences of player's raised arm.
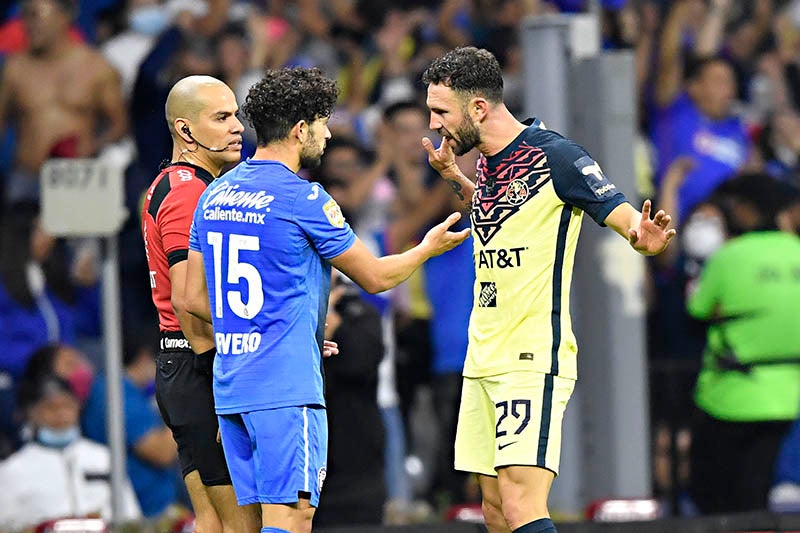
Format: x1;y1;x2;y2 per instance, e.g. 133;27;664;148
422;136;475;213
185;249;213;323
604;199;677;256
330;211;470;294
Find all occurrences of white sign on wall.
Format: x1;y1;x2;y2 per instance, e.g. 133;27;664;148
40;158;128;237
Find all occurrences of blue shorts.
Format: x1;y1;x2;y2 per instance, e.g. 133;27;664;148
218;406;328;507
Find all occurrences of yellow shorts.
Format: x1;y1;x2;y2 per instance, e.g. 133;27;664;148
454;371;575;477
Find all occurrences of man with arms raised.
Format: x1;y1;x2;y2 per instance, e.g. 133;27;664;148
421;47;676;533
141;75;259;532
184;67;470;533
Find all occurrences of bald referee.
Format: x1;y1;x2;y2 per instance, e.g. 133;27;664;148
141;76;260;532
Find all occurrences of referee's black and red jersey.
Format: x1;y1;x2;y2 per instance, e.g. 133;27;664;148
142;162;214;332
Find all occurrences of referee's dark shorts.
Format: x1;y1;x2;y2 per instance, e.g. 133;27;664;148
155;330;231;486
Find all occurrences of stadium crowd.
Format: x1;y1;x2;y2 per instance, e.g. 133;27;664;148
1;0;800;530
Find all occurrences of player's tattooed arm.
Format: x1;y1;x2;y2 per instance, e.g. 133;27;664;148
446;178;465;201
442;171;474;213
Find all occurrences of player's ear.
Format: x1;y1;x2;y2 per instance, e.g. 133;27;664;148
175;119;193;143
293;120;308;143
470;98;489;122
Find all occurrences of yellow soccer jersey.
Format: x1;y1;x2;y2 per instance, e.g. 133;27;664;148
465;119;627;380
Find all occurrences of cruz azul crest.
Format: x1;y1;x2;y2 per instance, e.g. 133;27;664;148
472;143;551;245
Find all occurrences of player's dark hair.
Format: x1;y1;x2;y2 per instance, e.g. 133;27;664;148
421;46;504;103
242;67;340;147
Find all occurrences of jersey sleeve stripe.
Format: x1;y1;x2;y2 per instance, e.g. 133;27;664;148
147;174;173;220
167;249;189;267
536;373;555;465
549;205;572;376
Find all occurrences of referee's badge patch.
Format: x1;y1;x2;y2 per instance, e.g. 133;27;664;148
323;199;344;228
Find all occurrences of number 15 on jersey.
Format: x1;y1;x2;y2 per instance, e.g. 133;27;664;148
207;231;264;320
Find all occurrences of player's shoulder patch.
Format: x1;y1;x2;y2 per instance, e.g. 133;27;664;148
573;155;617;198
322;198;345;228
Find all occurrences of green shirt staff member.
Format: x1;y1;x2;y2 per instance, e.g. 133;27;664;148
688;181;800;515
689;230;800;422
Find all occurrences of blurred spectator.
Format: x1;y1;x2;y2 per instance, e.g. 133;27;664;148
380;100;475;506
4;341;96;458
653;0;750;222
128;0;228;188
102;0;171;100
0;375;140;531
214;20;261;153
81;325;179;519
757;107;800;182
0;0;127;204
379;103;440;457
21;343;95;404
314;277;386;527
312;135;417;521
687;173;800;514
0;2;84;55
0;204;85;382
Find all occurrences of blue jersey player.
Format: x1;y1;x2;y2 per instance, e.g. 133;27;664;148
184;67;470;533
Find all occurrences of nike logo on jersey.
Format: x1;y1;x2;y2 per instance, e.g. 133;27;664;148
498;441;518;450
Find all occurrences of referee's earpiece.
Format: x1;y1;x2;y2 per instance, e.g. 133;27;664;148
179;123;228;153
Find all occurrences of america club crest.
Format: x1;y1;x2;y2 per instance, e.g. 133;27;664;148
505;179;529;205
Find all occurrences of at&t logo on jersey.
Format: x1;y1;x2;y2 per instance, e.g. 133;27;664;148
477;247;526;269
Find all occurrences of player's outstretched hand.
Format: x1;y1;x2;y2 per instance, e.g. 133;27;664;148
422;136;458;176
629;199;676;256
422;211;471;257
322;340;339;358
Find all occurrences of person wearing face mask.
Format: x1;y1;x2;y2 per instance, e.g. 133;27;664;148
0;376;141;531
81;325;179;519
687;173;800;514
102;0;173;100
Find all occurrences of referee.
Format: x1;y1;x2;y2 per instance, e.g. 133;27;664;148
141;76;259;532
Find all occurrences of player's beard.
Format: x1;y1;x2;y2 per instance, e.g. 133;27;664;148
451;114;481;156
300;132;324;169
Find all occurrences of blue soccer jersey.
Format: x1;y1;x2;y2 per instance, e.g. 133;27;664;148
189;159;356;414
